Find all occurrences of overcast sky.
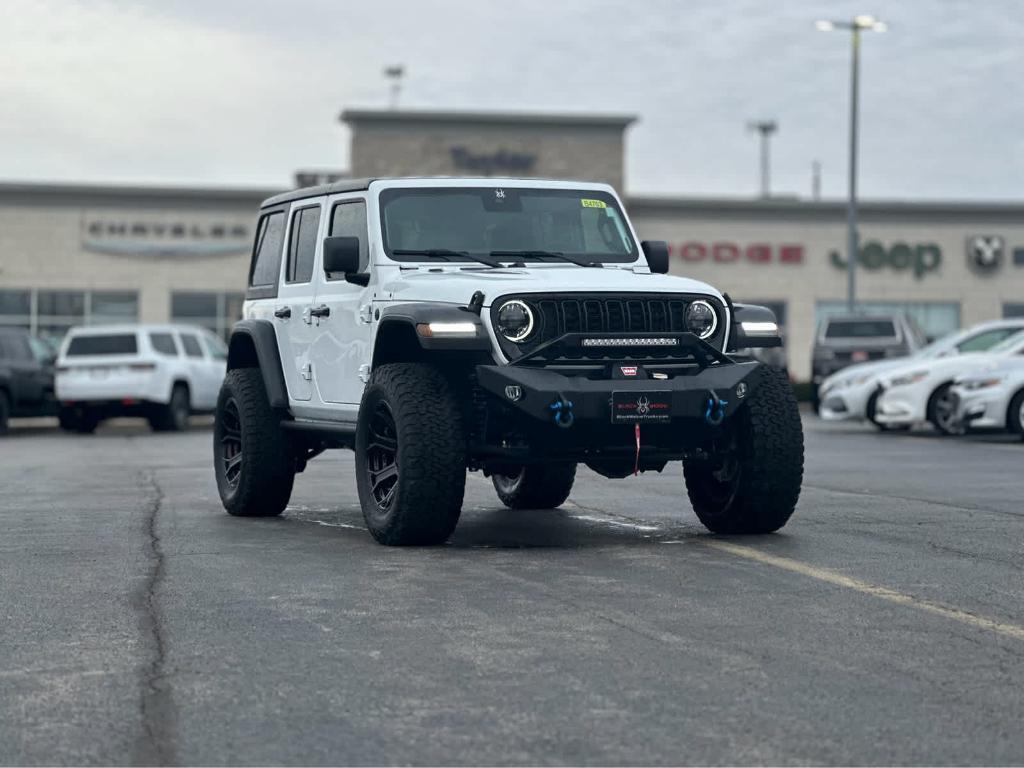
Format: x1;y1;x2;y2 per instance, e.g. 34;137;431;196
2;0;1021;200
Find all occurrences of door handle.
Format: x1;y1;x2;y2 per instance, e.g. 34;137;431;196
274;306;291;319
309;305;330;319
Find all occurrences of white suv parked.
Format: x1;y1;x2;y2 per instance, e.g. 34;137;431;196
56;324;227;433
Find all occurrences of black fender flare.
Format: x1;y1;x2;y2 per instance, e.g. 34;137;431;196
376;303;492;352
227;319;289;409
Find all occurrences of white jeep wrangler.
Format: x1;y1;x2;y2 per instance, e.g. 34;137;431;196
214;178;803;545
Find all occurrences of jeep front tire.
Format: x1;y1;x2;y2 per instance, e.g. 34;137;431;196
355;363;466;545
214;368;295;517
492;463;576;509
683;370;804;534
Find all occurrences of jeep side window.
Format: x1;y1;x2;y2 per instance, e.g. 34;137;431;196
329;201;369;276
286;205;322;284
249;211;286;290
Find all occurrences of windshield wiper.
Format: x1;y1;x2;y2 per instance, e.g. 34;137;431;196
391;248;508;269
489;250;602;268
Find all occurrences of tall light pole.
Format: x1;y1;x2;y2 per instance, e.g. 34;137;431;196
384;65;405;109
747;120;778;197
816;15;887;313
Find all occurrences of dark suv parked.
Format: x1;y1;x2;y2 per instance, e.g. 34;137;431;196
0;328;56;433
810;313;926;411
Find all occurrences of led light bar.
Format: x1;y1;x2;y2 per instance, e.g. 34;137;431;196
581;337;679;348
741;321;779;335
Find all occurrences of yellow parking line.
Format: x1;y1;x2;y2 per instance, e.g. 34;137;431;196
706;540;1024;641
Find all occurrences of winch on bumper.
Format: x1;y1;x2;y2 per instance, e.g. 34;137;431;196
474;331;767;433
477;358;761;427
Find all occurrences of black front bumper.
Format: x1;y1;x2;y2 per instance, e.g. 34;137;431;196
476;360;763;427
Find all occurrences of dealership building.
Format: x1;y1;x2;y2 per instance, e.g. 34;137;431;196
2;107;1023;381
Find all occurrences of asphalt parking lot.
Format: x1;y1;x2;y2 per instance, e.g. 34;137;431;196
1;415;1022;766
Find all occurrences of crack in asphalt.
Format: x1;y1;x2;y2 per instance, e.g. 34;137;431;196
131;470;178;767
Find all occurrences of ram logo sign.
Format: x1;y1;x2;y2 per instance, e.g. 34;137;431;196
966;235;1004;273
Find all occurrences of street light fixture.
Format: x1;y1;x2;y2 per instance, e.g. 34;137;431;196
817;15;887;312
747;120;778;198
384;65;405;109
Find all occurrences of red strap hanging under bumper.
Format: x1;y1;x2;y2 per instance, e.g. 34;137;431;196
633;423;641;476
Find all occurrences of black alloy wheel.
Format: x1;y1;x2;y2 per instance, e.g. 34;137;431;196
364;401;399;511
218;395;243;491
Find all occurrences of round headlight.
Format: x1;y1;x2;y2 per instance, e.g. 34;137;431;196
685;300;718;339
496;300;535;342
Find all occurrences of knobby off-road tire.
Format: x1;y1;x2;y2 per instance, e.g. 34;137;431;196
492;463;577;509
214;368;295;517
684;369;804;534
150;383;190;432
355;363;466;546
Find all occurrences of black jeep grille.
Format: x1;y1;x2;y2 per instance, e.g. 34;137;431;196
491;292;726;363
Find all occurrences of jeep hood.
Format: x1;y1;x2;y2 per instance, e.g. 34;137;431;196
376;265;724;307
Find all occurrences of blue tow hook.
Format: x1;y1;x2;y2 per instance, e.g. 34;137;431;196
549;397;575;429
704;391;729;426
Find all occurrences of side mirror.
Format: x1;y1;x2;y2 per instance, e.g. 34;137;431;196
323;236;361;274
727;303;783;351
641;240;669;274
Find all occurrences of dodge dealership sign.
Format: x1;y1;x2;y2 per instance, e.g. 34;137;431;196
671;242;804;264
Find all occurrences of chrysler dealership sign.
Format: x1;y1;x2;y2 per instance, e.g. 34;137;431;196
82;217;252;259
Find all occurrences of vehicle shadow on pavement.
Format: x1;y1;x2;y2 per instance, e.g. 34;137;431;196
281;504;706;550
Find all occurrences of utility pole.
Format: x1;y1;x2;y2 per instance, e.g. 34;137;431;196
812;160;822;200
747;120;778;198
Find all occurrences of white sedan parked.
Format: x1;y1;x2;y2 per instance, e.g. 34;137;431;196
818;319;1024;429
951;357;1024;438
874;329;1024;434
56;324;227;433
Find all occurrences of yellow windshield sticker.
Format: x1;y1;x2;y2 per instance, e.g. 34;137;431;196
581;198;607;209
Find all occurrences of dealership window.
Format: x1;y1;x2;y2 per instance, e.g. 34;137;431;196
171;291;245;340
0;288;139;345
815;301;960;341
1003;303;1024;318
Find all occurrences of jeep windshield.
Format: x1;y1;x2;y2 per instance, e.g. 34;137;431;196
380;187;638;264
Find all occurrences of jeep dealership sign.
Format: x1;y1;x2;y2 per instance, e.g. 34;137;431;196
830;241;942;279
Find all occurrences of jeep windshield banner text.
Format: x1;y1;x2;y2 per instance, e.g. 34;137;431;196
379;187;638;264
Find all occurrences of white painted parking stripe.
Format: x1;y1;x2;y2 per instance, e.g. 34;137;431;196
706;540;1024;642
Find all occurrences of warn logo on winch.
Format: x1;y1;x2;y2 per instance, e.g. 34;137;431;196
620;366;638;377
